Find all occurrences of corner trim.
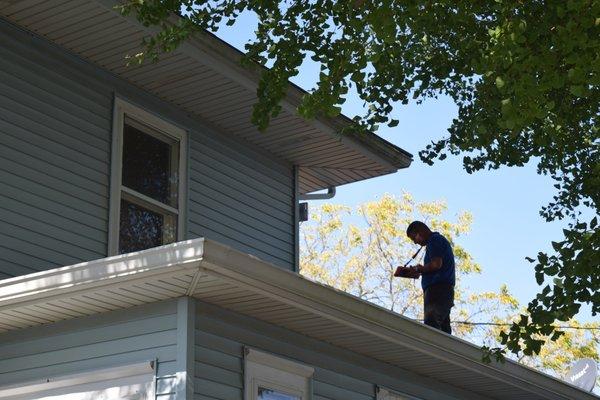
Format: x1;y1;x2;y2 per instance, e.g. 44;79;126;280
176;296;196;400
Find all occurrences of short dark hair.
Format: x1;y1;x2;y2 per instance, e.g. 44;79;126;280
406;221;429;236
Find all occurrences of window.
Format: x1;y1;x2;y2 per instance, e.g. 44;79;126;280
109;98;187;255
0;361;155;400
244;348;314;400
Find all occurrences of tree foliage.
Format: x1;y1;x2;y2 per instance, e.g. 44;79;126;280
301;196;599;385
120;0;600;357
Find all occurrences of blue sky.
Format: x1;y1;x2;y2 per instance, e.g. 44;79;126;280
211;13;589;319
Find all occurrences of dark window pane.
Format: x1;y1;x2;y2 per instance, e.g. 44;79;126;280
122;123;176;205
258;388;300;400
119;199;176;254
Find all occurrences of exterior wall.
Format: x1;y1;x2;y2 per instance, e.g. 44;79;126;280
0;20;112;278
0;298;377;400
187;124;295;269
194;301;375;400
0;300;179;399
193;300;461;400
0;296;480;400
0;18;294;278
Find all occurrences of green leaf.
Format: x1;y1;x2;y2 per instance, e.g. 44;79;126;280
326;105;342;117
569;85;585;97
495;76;505;89
553;277;563;288
535;271;544;285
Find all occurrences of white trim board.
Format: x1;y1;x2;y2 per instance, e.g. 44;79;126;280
244;348;314;400
0;361;155;400
377;387;422;400
245;347;314;378
0;239;204;307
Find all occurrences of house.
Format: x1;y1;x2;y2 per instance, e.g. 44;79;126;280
0;1;595;399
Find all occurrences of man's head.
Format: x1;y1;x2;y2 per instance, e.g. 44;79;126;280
406;221;431;246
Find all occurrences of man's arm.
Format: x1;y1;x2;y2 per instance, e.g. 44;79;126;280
416;257;443;274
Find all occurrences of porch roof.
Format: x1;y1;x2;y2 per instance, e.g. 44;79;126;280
0;239;595;400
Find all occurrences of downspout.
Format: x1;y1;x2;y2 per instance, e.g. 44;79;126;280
293;166;300;273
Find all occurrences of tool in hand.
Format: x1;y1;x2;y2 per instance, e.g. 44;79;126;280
394;246;424;279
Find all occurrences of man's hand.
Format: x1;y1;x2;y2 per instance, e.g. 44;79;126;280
394;266;421;279
409;266;421;278
416;258;442;274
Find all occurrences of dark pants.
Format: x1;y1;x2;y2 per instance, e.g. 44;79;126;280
423;283;454;334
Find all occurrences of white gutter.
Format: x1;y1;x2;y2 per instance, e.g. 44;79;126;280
0;239;204;310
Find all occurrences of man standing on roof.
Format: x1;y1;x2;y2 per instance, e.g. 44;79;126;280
395;221;456;334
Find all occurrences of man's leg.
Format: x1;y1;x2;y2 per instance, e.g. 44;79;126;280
424;284;454;334
441;314;452;335
439;284;454;334
423;287;444;330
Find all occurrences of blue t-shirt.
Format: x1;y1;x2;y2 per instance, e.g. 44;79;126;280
421;232;455;290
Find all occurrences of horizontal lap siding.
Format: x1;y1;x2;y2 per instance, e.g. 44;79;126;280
0;17;296;276
188;133;295;270
194;307;375;400
0;301;178;395
194;330;244;400
0;21;111;278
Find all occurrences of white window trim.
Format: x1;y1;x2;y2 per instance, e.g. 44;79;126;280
109;97;188;256
377;386;422;400
244;348;314;400
0;361;155;400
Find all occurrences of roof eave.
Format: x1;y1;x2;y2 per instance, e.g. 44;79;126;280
185;24;414;172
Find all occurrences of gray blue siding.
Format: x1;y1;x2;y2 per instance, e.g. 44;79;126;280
192;301;471;400
0;300;179;398
188;131;295;269
0;297;472;400
194;302;375;400
0;18;294;277
0;22;111;278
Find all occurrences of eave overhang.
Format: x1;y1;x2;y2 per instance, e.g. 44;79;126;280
0;0;413;194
